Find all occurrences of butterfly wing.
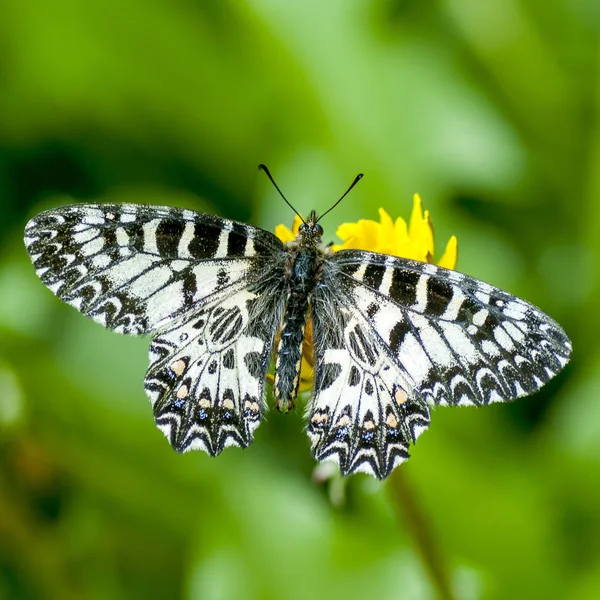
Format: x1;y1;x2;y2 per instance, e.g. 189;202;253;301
332;250;571;405
309;297;430;478
24;203;283;334
25;203;288;454
309;250;571;477
146;278;286;455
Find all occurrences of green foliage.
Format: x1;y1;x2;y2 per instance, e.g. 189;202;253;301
0;1;597;599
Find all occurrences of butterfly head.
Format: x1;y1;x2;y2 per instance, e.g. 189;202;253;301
298;210;324;242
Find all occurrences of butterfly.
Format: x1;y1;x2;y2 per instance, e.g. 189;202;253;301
24;166;572;478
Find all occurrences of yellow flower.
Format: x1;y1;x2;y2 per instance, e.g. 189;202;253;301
332;194;457;269
272;194;458;394
274;215;303;244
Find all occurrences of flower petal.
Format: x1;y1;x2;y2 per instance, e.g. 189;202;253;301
275;215;303;243
408;193;424;236
274;224;295;243
291;215;303;236
408;194;434;260
378;208;394;240
437;235;458;269
334;218;381;251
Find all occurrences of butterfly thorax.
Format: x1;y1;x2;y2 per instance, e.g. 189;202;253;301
273;212;329;412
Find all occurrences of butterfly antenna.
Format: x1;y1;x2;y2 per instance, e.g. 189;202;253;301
316;173;364;223
258;164;306;224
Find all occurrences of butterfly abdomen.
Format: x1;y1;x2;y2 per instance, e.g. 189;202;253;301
273;248;321;411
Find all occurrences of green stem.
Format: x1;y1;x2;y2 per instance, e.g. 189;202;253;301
389;469;455;600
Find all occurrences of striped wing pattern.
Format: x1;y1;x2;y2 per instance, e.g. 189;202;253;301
25;203;572;478
24;204;285;455
24;204;282;334
309;298;430;478
146;281;285;455
307;250;571;478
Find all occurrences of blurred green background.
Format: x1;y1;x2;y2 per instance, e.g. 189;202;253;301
0;1;598;599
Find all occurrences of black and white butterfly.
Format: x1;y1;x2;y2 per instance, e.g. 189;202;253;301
24;169;571;478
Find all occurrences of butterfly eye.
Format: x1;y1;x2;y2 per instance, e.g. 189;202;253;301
298;223;307;233
315;224;323;236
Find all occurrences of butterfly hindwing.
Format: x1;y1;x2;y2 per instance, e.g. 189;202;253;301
146;281;286;454
24;203;282;334
309;296;430;478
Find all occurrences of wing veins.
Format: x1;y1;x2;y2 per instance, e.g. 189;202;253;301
86;258;258;315
335;267;509;325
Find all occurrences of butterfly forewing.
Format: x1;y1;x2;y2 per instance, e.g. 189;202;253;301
24;204;282;334
327;250;571;407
